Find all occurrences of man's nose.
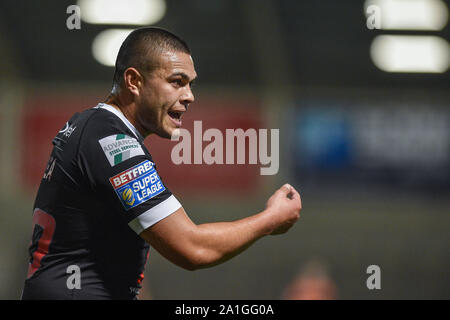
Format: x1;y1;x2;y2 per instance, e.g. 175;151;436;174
181;85;195;105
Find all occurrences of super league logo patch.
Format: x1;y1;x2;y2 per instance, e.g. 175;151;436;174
99;134;145;166
109;160;166;210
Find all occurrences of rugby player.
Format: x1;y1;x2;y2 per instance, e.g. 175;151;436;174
21;27;301;300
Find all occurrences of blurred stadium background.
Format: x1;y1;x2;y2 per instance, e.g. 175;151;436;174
0;0;449;299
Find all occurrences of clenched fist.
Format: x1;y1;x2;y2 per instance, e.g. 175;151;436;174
265;184;302;235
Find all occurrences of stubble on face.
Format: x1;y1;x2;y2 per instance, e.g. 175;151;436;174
136;51;197;139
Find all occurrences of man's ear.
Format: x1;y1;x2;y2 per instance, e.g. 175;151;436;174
123;67;143;96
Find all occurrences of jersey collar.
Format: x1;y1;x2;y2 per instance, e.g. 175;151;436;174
95;103;144;141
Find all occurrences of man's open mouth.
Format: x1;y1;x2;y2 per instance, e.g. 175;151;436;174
168;110;183;127
168;111;183;120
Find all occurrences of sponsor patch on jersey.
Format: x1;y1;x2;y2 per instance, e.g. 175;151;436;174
99;134;145;166
109;160;166;210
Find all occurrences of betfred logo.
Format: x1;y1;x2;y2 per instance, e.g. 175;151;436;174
110;161;154;188
109;160;166;210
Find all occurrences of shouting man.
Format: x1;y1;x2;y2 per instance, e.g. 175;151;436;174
21;27;301;300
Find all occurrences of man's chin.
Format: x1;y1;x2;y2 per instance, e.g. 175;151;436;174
155;127;180;140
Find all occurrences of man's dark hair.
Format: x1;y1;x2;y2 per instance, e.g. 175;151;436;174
112;27;191;91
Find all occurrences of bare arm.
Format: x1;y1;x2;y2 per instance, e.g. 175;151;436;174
140;184;302;270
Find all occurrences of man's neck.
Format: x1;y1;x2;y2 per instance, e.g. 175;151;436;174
104;94;148;138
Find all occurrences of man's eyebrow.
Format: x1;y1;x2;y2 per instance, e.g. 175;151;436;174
170;72;197;82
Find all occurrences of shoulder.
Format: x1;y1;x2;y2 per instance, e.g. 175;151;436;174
82;107;130;138
78;106;142;152
77;106;149;167
61;106;124;143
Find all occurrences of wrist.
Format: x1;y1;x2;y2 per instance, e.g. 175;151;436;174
257;208;276;236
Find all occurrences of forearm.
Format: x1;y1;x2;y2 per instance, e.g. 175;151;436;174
141;183;300;271
142;207;275;271
190;210;274;269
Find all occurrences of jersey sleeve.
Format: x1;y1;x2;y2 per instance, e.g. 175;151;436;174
78;111;181;234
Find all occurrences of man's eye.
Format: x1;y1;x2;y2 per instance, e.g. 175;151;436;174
172;79;183;87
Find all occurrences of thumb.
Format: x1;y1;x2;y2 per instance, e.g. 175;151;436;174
278;184;293;196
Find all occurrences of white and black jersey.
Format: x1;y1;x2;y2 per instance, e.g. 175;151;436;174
22;103;181;300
